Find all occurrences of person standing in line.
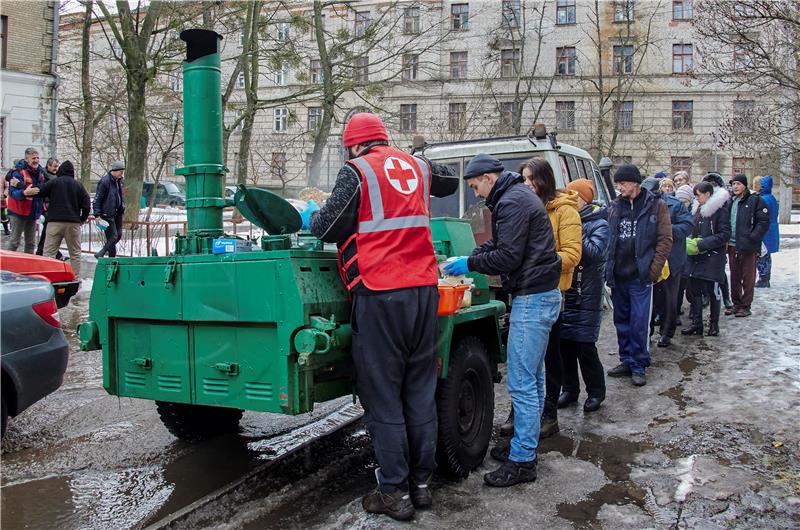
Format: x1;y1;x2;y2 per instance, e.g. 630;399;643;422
726;174;770;317
444;153;562;488
673;171;691;189
674;184;695;319
6;148;45;254
753;175;779;288
558;179;609;413
30;161;91;277
36;157;61;257
514;157;582;439
93;161;126;258
659;178;675;195
605;164;672;387
702;173;735;311
682;182;731;336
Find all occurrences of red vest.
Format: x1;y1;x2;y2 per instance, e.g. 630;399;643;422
7;169;37;216
338;146;438;292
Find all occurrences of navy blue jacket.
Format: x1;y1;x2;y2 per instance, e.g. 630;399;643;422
561;204;609;343
92;172;125;218
659;192;694;274
467;171;561;296
606;189;673;287
730;188;769;253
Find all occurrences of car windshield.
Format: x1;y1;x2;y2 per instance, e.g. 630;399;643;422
163;182;181;194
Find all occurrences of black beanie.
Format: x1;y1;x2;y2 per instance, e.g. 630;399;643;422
57;160;75;178
730;174;748;186
613;164;642;184
463;154;505;180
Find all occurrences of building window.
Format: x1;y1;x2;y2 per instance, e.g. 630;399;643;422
451;3;469;31
499;102;518;133
354;56;369;83
403;7;420;34
556;101;575;130
672;43;693;73
1;16;8;69
275;63;287;86
402;54;419;81
230;109;243;134
450;51;468;79
310;59;323;83
355;11;371;37
400;104;417;132
277;22;290;42
732;157;755;177
556;47;576;75
613;45;634;75
502;0;521;29
673;0;692;20
733;100;755;131
237;72;245;89
613;0;634;22
238;31;245;47
614;100;634;130
612;156;633;169
734;45;753;71
449;102;467;133
556;0;576;25
271;152;287;181
307;107;323;130
670;156;692;177
672;101;693;130
274;107;288;131
501;49;520;78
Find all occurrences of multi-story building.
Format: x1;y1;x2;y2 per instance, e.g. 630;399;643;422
57;0;788;194
0;1;59;170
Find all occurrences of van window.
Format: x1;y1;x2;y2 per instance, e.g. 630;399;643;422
566;156;579;182
576;158;588;179
430;160;461;218
558;156;569;182
590;161;614;205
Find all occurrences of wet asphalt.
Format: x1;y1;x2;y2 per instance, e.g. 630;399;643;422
2;247;799;529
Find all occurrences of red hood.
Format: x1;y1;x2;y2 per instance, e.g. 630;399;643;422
0;250;76;283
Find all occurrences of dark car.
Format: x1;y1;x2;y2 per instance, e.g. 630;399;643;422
1;271;69;437
0;250;81;307
142;181;186;207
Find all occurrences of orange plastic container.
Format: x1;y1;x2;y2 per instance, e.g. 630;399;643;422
437;284;469;315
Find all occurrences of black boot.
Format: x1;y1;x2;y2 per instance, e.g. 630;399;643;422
557;391;579;408
681;302;703;336
540;399;559;439
707;296;721;336
499;409;514;437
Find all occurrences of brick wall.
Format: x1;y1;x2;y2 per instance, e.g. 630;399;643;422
0;1;55;75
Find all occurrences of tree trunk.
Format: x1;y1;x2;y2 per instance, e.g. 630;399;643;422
124;74;148;223
307;1;333;188
235;0;261;186
79;0;94;188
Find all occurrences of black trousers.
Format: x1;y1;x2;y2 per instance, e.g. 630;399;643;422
544;314;563;418
97;213;123;257
653;273;681;338
351;285;439;493
677;277;690;314
561;338;606;399
689;278;721;326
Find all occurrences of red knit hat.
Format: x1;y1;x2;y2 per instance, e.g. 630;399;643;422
342;113;389;148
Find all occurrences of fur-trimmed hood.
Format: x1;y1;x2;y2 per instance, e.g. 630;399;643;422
692;186;730;218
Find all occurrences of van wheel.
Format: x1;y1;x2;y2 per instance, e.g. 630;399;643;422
156;401;242;442
436;336;494;479
1;395;7;438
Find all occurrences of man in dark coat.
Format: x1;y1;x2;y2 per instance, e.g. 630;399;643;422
726;174;769;317
445;153;562;488
6;148;45;254
605;165;672;387
36;157;62;257
93;161;126;258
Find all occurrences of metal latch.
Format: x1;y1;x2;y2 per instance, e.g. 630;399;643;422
132;357;152;369
105;261;119;287
214;362;239;375
163;260;177;287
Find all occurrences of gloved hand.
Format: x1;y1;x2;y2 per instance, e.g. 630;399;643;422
300;199;320;230
443;256;469;276
686;237;700;256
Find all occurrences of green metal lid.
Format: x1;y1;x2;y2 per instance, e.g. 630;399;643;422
234;185;302;235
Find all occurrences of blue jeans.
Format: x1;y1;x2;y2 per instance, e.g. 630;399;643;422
612;280;652;374
507;288;562;463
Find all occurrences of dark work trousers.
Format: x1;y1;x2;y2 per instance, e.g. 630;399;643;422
561;338;606;399
689;278;720;327
727;248;757;311
351;285;439;493
653;273;681;338
36;219;64;259
97;212;124;257
543;313;563;419
611;280;653;375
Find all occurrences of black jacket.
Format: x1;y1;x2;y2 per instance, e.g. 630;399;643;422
730;188;770;253
467;171;561;296
561;205;609;343
37;175;91;223
688;187;731;284
93;172;125;218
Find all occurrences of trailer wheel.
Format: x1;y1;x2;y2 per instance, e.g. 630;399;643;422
436;335;494;479
156;401;242;442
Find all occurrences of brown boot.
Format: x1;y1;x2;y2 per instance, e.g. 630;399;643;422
499;409;514;436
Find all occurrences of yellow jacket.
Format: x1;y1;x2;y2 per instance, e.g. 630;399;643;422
546;190;583;292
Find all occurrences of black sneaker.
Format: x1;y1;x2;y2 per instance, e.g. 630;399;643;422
607;363;632;377
484;459;537;487
362;489;415;521
409;481;432;509
490;444;510;462
657;336;671;348
631;372;647;386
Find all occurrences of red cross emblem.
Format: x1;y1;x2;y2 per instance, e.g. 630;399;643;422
383;157;419;195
